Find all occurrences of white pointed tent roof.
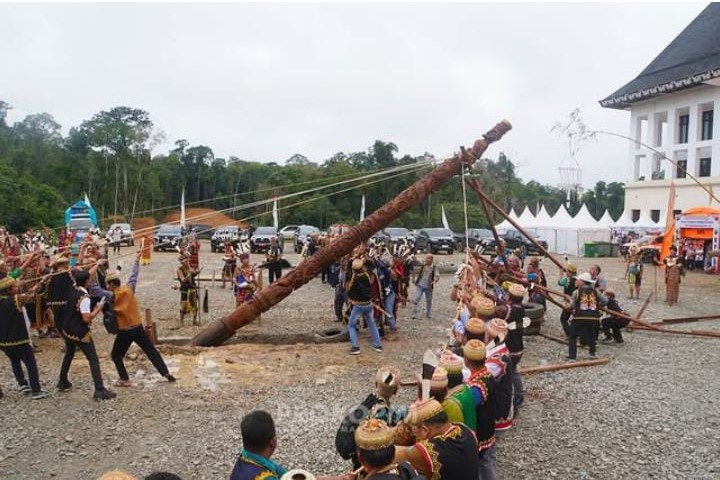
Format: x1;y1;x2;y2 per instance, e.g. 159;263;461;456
597;210;615;227
613;210;636;228
573;204;602;229
634;210;658;229
494;207;517;230
516;206;536;227
533;204;553;227
550;204;574;227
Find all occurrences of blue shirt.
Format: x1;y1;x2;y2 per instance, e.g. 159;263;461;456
229;449;287;480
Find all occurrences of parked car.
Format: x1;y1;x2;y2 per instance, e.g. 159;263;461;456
414;228;456;254
294;225;321;253
383;227;412;245
211;225;240;252
189;223;214;240
106;223;135;246
484;229;549;255
154;224;184;252
454;228;494;252
278;225;299;242
250;226;278;253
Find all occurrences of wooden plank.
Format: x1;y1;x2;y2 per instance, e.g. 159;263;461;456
519;358;609;375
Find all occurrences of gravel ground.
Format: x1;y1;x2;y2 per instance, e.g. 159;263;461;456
1;241;719;479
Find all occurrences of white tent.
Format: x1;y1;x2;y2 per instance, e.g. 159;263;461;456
516;206;536;227
551;204;574;227
494;207;518;233
613;210;637;229
635;210;658;230
533;204;553;227
597;210;615;228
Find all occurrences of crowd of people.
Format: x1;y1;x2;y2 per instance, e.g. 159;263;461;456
0;226;176;401
1;221;698;479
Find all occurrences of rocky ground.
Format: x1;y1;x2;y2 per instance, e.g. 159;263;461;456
1;240;719;479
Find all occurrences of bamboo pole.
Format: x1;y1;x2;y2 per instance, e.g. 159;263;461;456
465;179;568;272
518;358;609;375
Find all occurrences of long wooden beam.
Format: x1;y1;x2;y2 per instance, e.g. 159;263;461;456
189;121;512;346
518;358;609;375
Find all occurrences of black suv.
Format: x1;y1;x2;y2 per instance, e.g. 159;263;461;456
414;228;456;254
454;228;494;252
250;226;278;253
484;229;549;255
153;224;184;252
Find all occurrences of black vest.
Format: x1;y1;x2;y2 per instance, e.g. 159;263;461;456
574;285;600;320
61;287;91;342
419;423;479;480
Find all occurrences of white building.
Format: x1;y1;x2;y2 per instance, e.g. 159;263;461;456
600;3;720;223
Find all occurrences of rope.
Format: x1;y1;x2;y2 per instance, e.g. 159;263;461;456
16;162;433;283
460;162;471;264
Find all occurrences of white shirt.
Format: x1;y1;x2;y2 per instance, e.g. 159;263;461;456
79;287;92;314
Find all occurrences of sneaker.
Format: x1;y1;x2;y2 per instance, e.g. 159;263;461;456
349;347;361;355
93;389;117;400
589;353;597;359
18;384;31;393
56;380;73;392
371;344;383;353
32;390;49;400
114;379;133;388
165;374;176;383
615;339;624;344
565;356;577;362
600;337;614;344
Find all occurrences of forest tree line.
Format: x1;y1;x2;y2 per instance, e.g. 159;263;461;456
0;101;624;233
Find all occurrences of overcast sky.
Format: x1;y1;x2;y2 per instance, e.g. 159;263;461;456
0;2;708;189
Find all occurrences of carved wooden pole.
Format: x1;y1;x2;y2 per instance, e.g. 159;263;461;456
190;121;512;346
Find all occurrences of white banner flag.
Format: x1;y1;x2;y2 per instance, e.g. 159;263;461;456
441;205;450;229
272;198;279;228
360;194;366;222
180;188;186;229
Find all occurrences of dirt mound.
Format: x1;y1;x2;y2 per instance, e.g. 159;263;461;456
132;217;157;234
162;208;244;228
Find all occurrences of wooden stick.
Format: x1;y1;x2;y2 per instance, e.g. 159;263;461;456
518;358;609;375
477;194;508;269
465;179;567;272
538;331;590;349
659;314;720;324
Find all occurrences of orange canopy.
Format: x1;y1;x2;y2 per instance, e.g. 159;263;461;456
682;207;720;216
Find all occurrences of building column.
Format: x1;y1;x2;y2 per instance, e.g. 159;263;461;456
687;104;699;176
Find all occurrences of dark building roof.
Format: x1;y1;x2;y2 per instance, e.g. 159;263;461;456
600;3;720;110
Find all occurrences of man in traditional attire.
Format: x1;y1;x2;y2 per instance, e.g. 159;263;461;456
57;269;116;400
266;237;283;283
394;398;480;480
0;277;48;399
353;419;420;480
558;263;578;336
93;249;175;387
464;339;498;480
235;253;260;307
567;272;608;361
626;244;643;300
221;242;237;289
601;289;629;344
505;283;526;409
439;351;476;431
177;254;198;325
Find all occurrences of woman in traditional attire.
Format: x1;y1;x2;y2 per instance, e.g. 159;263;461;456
664;246;684;306
234;253;259;307
221;242;237;289
140;235;153;265
625;244;643;300
177;255;198;325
